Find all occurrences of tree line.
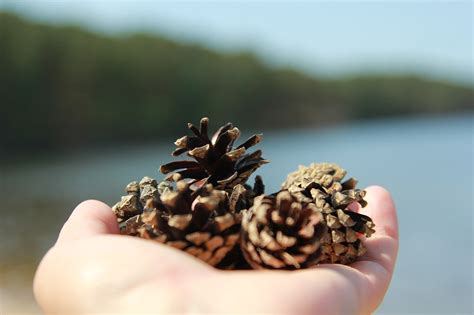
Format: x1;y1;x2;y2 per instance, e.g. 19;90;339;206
1;12;472;156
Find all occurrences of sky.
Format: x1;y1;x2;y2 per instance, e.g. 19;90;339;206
1;1;473;84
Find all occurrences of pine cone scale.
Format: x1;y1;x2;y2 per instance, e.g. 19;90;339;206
236;134;262;150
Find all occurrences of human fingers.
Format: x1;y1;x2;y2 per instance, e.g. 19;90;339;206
361;186;398;240
56;199;119;245
350;186;399;312
35;235;214;314
356;186;399;270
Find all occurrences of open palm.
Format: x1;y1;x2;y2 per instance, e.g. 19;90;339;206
34;186;398;314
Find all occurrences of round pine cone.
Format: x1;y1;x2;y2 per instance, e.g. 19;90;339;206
240;191;326;269
120;179;248;267
282;163;375;264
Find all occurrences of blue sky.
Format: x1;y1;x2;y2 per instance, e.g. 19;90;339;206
2;1;472;84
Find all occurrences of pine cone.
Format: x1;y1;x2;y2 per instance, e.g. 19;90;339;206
118;178;250;267
282;163;375;264
160;117;268;190
240;191;327;269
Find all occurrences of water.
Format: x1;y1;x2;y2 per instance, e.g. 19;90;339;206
1;115;473;314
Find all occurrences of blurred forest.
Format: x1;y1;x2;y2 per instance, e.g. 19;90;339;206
1;12;473;157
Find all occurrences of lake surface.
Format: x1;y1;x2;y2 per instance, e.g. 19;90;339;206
1;114;473;314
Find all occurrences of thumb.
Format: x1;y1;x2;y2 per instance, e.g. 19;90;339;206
56;200;120;244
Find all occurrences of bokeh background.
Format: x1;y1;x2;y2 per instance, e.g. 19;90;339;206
1;1;472;314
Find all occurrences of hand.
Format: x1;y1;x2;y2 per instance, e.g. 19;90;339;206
34;186;398;314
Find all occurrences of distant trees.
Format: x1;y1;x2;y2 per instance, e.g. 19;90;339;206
1;12;472;155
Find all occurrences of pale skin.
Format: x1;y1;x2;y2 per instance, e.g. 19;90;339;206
34;186;398;315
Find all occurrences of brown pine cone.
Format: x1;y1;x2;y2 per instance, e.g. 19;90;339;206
282;163;375;264
160;117;268;190
119;179;249;267
240;191;327;270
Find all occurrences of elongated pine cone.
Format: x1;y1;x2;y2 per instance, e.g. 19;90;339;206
282;163;375;264
160;117;268;190
240;191;327;269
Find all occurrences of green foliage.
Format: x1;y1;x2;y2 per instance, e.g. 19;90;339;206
1;12;472;154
